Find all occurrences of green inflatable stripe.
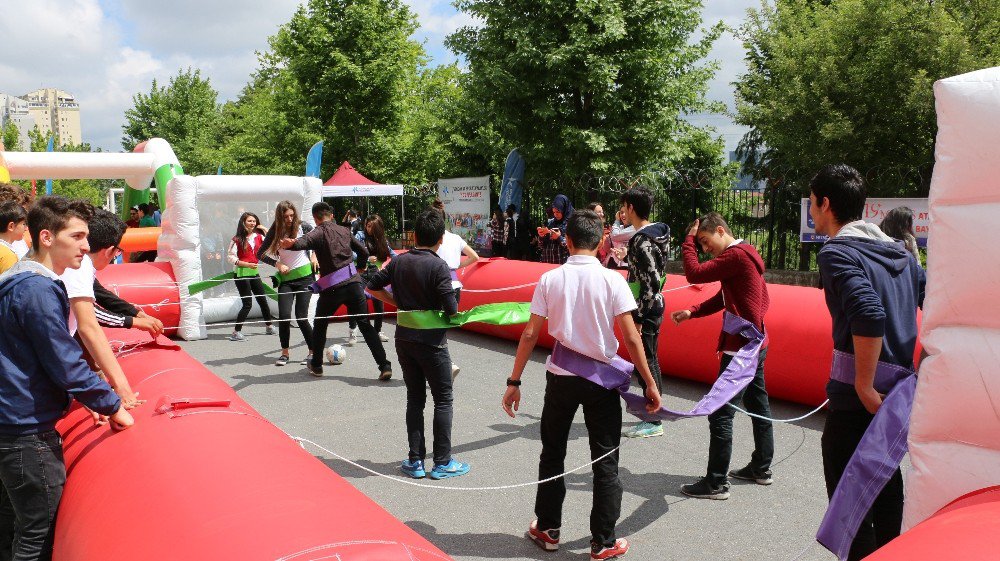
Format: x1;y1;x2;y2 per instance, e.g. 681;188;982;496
396;302;532;329
188;269;278;301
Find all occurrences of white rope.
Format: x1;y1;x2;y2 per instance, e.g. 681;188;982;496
727;400;829;423
460;281;538;293
292;436;624;491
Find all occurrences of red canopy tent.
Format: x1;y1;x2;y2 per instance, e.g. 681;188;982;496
322;161;405;234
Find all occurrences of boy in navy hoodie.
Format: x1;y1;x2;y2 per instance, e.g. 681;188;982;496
673;212;774;500
810;164;924;561
0;196;134;561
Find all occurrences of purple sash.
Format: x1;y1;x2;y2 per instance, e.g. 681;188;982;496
309;263;358;294
549;312;766;422
816;350;916;560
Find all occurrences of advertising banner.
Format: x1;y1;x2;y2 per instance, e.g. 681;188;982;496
801;197;929;246
438;176;491;251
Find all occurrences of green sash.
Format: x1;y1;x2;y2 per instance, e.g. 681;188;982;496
628;276;668;301
188;266;278;301
274;262;314;285
396;302;531;329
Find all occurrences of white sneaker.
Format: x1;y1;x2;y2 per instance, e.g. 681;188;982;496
452;363;461;380
379;332;389;342
347;328;358;346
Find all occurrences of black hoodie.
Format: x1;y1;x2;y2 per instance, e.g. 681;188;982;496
818;230;925;410
626;222;670;322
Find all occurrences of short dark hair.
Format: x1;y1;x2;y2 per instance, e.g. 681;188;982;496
697;211;731;235
0;201;27;233
566;209;603;250
312;201;334;218
809;164;866;223
27;196;94;249
620;186;654;220
87;208;127;253
0;183;32;209
414;208;446;247
586;202;602;211
137;203;149;215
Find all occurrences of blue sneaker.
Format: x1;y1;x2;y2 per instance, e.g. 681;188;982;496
429;459;470;480
400;459;426;479
623;421;664;438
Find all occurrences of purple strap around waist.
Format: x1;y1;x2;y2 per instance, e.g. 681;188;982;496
829;349;912;393
309;263;358;294
548;312;766;422
817;352;916;560
450;269;458;281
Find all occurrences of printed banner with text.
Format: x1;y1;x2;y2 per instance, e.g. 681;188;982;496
800;198;929;245
438;176;491;252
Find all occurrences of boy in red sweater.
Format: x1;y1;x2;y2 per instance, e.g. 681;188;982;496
672;212;774;500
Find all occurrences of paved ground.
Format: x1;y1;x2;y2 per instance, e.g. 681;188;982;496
180;319;841;561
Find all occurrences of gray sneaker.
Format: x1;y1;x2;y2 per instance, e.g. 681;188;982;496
347;328;358;346
265;324;276;335
228;331;246;342
452;363;461;380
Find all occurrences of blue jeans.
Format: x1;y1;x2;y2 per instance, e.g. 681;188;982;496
0;430;66;561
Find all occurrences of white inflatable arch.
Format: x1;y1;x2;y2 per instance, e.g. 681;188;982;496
161;174;322;340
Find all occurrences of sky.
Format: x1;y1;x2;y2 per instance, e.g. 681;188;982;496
0;0;755;155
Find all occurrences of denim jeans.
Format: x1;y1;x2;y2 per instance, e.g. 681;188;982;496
632;314;664;425
535;372;623;548
0;430;66;561
395;340;454;466
822;409;903;561
311;281;390;372
706;347;774;486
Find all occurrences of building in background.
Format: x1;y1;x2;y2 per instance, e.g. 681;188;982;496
0;88;82;148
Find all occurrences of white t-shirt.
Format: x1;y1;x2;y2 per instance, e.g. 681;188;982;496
529;255;638;376
59;254;97;335
11;239;29;258
437;231;467;289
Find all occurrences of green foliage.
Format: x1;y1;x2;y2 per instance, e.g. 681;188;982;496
447;0;726;179
121;68;221;175
1;121;21;151
734;0;998;196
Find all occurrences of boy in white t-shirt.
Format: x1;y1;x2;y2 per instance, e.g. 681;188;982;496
432;200;478;378
60;208;143;410
502;210;661;560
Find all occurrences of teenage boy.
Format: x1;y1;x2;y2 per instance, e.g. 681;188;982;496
810;164;924;561
502;210;661;561
58;208;144;408
432;199;479;378
619;186;670;439
281;202;392;380
366;209;470;480
0;201;27;273
0;196;134;561
672;212;774;500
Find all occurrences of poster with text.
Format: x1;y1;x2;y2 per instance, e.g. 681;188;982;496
800;197;929;245
438;176;491;251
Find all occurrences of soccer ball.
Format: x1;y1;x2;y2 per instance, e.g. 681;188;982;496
325;344;347;365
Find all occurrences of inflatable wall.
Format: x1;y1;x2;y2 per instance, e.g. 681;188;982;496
903;66;1000;529
160;175;322;340
54;327;452;561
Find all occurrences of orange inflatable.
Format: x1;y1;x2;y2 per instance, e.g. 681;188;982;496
54;328;452;561
118;226;161;261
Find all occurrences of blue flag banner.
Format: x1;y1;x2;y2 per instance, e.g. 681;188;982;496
306;141;324;178
45;136;54;195
498;149;525;214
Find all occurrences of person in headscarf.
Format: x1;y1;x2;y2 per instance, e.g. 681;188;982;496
538;194;573;264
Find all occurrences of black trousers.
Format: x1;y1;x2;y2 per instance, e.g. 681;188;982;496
632;314;664;425
535;372;623;548
310;281;390;372
277;276;313;351
706;348;774;485
234;275;273;331
0;431;65;561
348;298;384;333
396;340;454;465
822;409;903;561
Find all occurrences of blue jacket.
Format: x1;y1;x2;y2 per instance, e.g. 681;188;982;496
0;263;121;435
818;229;925;410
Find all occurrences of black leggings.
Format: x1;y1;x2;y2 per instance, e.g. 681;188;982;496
348;298;384;332
234;276;273;331
278;277;314;351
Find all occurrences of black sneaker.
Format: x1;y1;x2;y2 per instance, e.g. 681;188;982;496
274;355;289;367
680;477;730;500
307;362;324;377
728;464;773;485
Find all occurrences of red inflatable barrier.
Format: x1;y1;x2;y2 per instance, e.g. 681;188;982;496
864;486;1000;560
96;262;180;334
54;328;452;561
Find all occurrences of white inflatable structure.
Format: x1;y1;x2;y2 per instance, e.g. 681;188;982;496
905;66;1000;528
161;174;322;340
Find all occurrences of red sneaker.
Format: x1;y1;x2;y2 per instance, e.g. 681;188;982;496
526;519;560;551
590;538;629;560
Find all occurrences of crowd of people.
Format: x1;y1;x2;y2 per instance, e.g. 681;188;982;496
0;163;926;560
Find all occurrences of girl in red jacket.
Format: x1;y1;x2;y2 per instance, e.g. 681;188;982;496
227;212;275;341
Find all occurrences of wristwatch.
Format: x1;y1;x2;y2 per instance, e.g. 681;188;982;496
506;378;521;387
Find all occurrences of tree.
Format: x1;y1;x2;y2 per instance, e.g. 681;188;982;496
447;0;725;179
121;68;222;175
266;0;426;181
1;121;21;151
734;0;996;196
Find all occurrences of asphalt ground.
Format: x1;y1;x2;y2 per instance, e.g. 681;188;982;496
179;318;842;561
